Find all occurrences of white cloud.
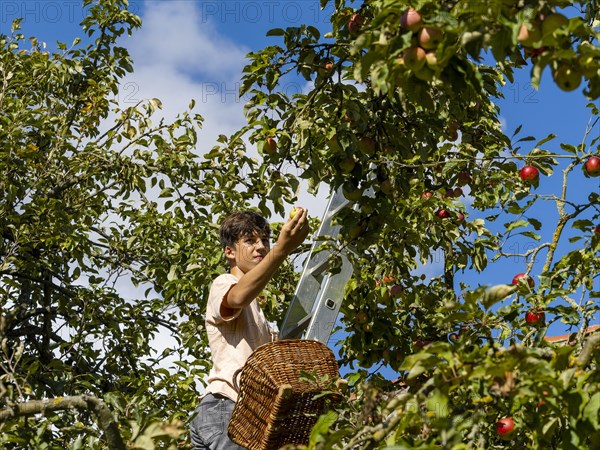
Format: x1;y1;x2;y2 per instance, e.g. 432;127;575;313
115;1;252;153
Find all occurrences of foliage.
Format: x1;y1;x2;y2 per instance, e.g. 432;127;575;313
0;0;303;448
231;0;600;448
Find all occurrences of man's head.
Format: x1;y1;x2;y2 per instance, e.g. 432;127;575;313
220;211;271;272
219;211;271;248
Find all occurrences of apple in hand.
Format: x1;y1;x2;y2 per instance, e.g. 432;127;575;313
584;156;600;177
525;310;545;326
289;207;303;219
519;165;539;183
496;417;515;436
512;273;534;288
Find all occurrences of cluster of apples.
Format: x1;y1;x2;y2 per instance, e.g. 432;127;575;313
421;184;466;225
516;13;585;92
398;8;444;80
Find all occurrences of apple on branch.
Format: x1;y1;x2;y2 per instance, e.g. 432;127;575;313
512;273;535;289
517;22;541;47
400;7;422;32
525;310;546;327
402;46;426;71
496;417;515;437
348;13;364;36
519;165;539;185
418;27;443;50
436;209;451;219
541;13;569;37
583;156;600;177
318;60;334;78
264;137;277;155
553;63;582;92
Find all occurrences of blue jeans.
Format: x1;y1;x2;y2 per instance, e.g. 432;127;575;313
190;393;246;450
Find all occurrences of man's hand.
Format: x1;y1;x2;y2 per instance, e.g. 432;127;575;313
276;207;310;256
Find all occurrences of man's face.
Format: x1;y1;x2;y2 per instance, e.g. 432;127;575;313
226;232;270;273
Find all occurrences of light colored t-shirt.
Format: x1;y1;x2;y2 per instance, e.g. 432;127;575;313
205;273;273;402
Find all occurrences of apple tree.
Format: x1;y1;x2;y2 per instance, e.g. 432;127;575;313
227;0;600;448
0;0;298;448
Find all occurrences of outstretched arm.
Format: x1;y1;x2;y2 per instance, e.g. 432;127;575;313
224;208;310;311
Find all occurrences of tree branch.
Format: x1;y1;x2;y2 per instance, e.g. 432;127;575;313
0;395;125;450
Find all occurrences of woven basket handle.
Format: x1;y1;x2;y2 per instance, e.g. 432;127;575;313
232;367;243;392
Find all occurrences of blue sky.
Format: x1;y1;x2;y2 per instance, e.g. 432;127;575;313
3;1;598;366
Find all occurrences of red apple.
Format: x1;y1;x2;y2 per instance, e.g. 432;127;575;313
390;284;404;297
456;211;465;223
496;417;515;436
436;209;450;219
457;171;471;186
400;7;422;32
348;13;364;36
584;156;600;177
594;225;600;234
448;332;459;342
519;165;539;183
418;27;443;50
403;46;427;71
264;137;277;155
421;191;433;200
525;310;545;326
512;273;535;288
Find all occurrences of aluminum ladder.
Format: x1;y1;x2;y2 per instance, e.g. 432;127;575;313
279;187;355;344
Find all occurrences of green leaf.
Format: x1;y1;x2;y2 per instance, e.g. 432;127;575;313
308;411;338;448
583;392;600;428
504;219;529;232
266;28;285;36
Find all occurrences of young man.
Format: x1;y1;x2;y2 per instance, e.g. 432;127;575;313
190;209;310;450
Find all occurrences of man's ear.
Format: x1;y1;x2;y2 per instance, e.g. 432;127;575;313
224;245;236;263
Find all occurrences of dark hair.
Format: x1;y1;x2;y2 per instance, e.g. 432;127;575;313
219;211;271;248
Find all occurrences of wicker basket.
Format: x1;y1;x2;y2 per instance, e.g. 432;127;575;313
227;339;339;450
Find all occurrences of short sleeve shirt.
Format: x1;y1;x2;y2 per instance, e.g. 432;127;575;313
205;273;273;402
